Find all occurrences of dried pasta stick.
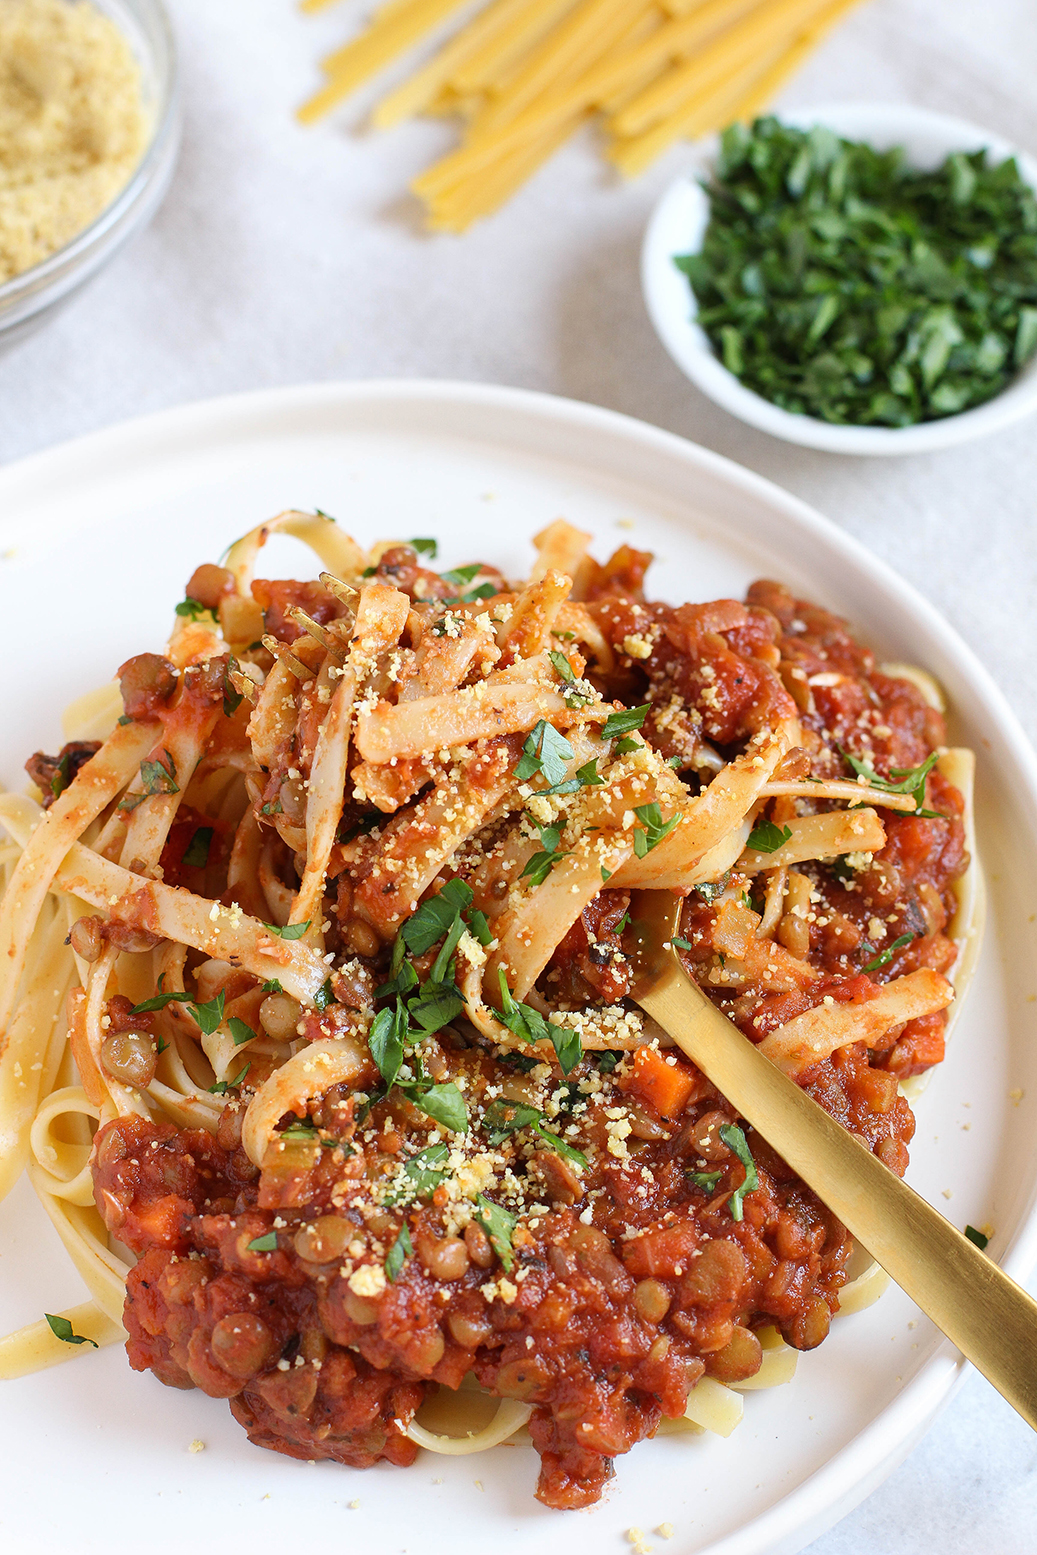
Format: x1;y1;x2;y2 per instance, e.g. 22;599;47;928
373;0;547;125
299;0;476;123
425;113;583;228
451;0;580;93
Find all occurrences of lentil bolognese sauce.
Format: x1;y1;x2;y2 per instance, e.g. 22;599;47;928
0;514;975;1508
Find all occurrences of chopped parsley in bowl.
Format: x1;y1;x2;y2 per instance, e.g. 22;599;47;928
641;104;1037;454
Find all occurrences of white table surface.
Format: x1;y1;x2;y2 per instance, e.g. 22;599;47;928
2;0;1036;1549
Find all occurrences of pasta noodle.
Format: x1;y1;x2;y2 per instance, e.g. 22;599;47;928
0;516;977;1508
297;0;866;229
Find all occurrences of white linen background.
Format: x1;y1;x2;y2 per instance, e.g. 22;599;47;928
2;0;1036;1548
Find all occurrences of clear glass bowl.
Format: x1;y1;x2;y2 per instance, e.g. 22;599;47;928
0;0;181;349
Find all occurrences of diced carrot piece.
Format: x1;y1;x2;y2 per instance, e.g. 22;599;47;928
622;1221;698;1279
622;1045;696;1119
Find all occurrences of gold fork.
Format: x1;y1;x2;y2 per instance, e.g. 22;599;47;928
627;888;1037;1429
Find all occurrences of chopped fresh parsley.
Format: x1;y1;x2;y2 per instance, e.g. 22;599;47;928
440;562;483;587
387;1143;450;1202
601;703;649;740
182;826;213;869
473;1195;518;1272
719;1123;759;1221
222;658;244;718
693;874;731;904
385;1225;412;1282
369;999;408;1089
862;932;917;971
410;537;438;558
746;819;793;853
401;878;473;955
246;1232;279;1253
260;798;282;816
119;751;178;811
481;1099;587;1166
548;649;575;684
677;118;1037;427
575;757;604;786
614;736;641;755
50;752;72;800
208;1060;250;1094
262;920;310;940
408;980;465;1034
964;1224;990;1250
494;969;581;1073
672;936;693;951
403;1080;468;1132
313;977;334;1013
174;597;212;621
515;720;574;787
842;748;941;816
594;1050;623;1073
688;1168;723;1192
228;1016;257;1047
467;909;493;947
131;987;225;1036
45;1313;98;1348
520;821;570;886
260;979;283;994
633;801;682;858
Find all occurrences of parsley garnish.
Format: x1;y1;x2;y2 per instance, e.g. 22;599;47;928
174;597;212;621
614;736;641;754
548;649;575;684
402;1080;468;1132
410;537;438;558
401;878;473;955
746;819;793;853
481;1099;587;1166
633;802;682;857
440;563;482;587
495;969;581;1073
842;749;941;816
313;977;334;1012
208;1061;250;1094
473;1195;518;1272
50;752;72;800
45;1313;98;1348
575;757;604;786
677;119;1037;426
385;1225;412;1282
521;822;570;886
862;932;917;971
965;1225;990;1250
601;704;649;740
688;1168;723;1191
672;936;693;950
595;1050;622;1073
182;826;213;869
262;920;310;940
719;1123;759;1221
386;1143;450;1202
260;979;283;994
223;658;243;718
467;909;493;947
119;751;179;811
514;720;574;787
246;1232;278;1253
228;1016;256;1047
693;874;731;903
369;999;408;1089
131;987;226;1036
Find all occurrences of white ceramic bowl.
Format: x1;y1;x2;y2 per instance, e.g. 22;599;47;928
642;103;1037;455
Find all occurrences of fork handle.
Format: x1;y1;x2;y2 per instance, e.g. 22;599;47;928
637;960;1037;1431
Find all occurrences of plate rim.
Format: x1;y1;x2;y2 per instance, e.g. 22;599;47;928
1;376;1035;1555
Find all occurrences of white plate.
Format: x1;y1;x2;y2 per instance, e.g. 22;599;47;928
1;380;1036;1555
641;105;1037;455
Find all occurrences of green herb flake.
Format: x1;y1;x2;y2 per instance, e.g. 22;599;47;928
496;967;550;1046
260;979;283;994
576;758;604;786
672;936;693;951
473;1195;518;1272
192;990;226;1037
174;597;212;621
228;1016;257;1047
401;878;473;956
208;1059;250;1094
746;819;793;853
50;752;72;800
602;703;650;740
385;1224;413;1282
515;720;574;787
262;920;311;940
182;826;213;869
119;751;179;811
387;1143;451;1202
246;1232;279;1254
45;1313;98;1348
719;1122;759;1221
467;908;493;947
842;748;941;815
480;1099;587;1165
548;649;575;684
964;1224;990;1250
862;932;917;971
688;1168;723;1192
677;120;1037;427
410;537;438;558
406;1080;469;1133
313;977;334;1013
368;999;408;1089
632;801;683;858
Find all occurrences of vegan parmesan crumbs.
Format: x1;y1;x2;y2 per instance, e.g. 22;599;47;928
0;0;148;283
